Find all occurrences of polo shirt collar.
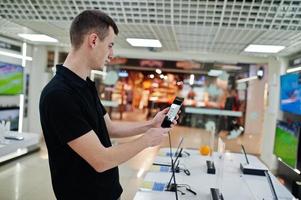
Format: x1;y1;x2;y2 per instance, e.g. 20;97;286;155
56;64;95;88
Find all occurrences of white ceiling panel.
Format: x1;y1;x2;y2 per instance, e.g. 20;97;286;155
0;0;301;57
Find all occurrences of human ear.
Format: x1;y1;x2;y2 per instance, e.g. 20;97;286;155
88;33;98;48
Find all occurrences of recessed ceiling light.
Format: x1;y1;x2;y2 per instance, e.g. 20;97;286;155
126;38;162;48
244;44;285;53
18;34;58;43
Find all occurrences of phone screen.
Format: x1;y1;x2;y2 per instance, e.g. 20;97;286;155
161;97;184;128
167;103;181;121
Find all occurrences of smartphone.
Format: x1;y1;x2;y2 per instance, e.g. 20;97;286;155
161;97;184;128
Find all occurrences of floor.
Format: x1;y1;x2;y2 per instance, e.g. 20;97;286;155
0;110;263;200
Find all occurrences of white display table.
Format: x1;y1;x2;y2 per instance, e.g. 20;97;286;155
134;148;294;200
0;132;40;163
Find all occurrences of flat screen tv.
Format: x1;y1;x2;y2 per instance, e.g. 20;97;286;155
273;121;300;169
0;62;23;95
0;107;19;131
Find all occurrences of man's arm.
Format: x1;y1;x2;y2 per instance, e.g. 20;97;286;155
68;128;169;172
105;108;177;138
104;114;153;137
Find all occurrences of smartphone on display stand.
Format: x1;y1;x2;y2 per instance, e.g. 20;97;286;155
161;97;184;128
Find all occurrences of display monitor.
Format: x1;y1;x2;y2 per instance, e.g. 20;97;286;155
0;107;19;131
280;72;301;115
273;121;299;169
0;62;23;95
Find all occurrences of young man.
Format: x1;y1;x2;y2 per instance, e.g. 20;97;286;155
39;10;175;200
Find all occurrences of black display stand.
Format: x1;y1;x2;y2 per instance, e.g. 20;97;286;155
165;132;179;200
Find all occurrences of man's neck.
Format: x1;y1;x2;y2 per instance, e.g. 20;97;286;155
63;49;91;80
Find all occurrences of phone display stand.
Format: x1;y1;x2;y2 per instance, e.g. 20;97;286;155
210;137;225;200
240;145;266;176
216;137;225;198
205;121;225;200
205;120;216;158
204;121;216;175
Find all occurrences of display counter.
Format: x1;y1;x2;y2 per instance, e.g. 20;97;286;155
134;148;294;200
181;105;243;130
185;107;242;117
0;132;40;163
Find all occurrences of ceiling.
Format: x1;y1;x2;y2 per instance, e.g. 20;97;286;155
1;0;301;58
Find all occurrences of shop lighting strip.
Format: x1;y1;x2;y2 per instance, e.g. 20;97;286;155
287;66;301;73
0;50;32;61
236;76;257;83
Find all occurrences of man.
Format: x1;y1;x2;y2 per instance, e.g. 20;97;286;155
39;10;175;200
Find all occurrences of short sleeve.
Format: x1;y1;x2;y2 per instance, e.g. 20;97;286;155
99;101;107;116
44;91;92;143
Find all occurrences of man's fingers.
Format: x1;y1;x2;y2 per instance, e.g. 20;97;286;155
162;107;169;113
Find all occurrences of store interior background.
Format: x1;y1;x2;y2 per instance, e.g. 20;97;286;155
1;0;301;199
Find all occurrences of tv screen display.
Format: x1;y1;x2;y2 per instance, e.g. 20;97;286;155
0;107;19;131
0;62;23;95
273;121;299;169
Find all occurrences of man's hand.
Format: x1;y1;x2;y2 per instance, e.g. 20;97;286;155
143;128;170;147
151;107;180;128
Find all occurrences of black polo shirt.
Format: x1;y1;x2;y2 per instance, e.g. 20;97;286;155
39;65;122;200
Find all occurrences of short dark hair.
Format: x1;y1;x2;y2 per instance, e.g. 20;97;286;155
70;10;119;49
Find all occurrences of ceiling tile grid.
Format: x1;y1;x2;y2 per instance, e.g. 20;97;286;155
1;0;300;31
1;0;301;56
0;16;36;39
